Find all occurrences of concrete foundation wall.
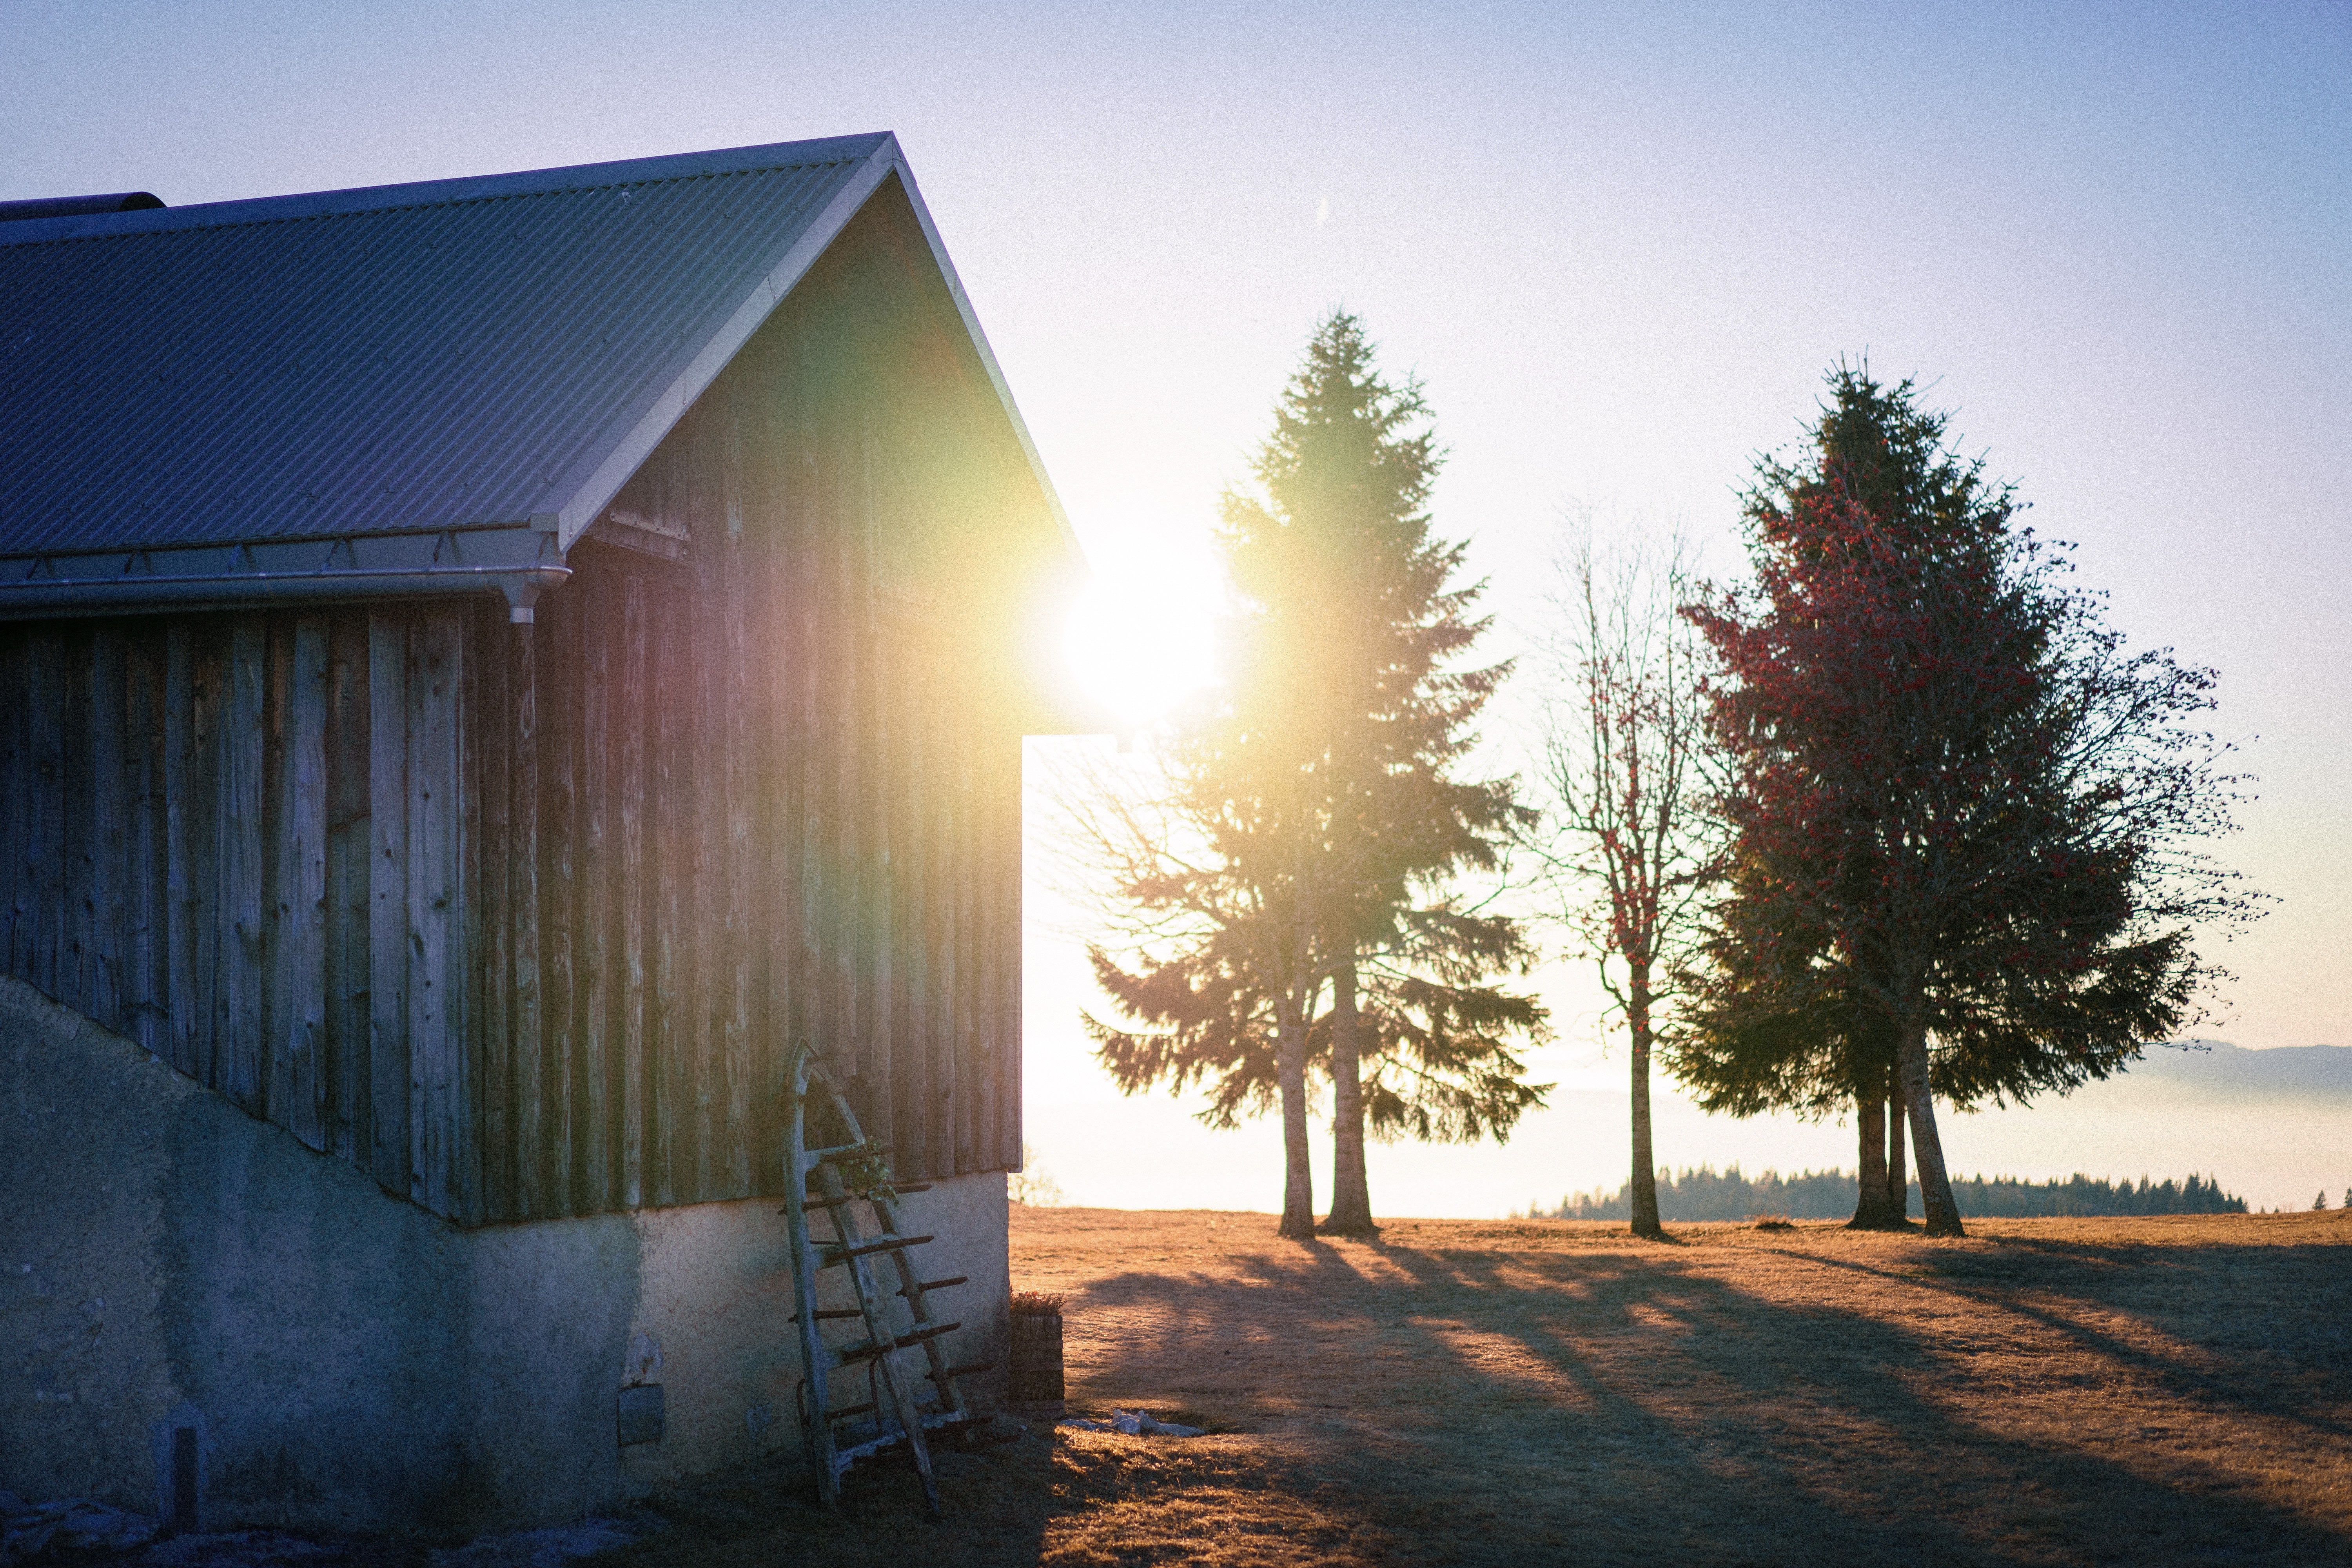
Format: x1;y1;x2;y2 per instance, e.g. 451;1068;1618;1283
0;976;1009;1531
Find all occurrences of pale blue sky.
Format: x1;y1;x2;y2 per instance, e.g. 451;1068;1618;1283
7;2;2344;1209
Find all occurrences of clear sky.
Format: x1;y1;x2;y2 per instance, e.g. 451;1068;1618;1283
8;1;2345;1211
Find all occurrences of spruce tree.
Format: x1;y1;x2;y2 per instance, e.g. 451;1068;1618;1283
1223;312;1544;1234
1083;312;1544;1236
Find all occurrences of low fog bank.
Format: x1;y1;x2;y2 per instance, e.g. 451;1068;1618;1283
1022;1042;2352;1221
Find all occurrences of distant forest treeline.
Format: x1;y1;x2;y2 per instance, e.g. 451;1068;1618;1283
1530;1167;2248;1221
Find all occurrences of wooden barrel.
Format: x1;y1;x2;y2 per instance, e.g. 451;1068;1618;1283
1004;1298;1064;1418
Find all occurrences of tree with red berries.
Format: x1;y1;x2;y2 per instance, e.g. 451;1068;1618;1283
1681;365;2261;1236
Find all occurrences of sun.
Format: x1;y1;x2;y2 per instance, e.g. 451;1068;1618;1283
1063;566;1219;733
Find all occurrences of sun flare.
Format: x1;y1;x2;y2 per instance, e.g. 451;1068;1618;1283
1063;570;1219;731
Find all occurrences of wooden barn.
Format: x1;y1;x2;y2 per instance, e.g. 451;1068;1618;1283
0;133;1085;1530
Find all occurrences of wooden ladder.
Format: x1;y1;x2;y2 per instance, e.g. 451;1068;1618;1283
782;1040;995;1514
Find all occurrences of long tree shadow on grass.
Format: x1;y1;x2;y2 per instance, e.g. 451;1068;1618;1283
1792;1238;2352;1443
1059;1231;2350;1566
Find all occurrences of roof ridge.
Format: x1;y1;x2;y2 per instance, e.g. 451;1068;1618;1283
0;132;896;249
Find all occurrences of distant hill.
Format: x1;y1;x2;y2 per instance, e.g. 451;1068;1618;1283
2109;1041;2352;1100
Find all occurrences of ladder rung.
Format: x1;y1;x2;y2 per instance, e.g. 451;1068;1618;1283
831;1408;975;1470
798;1183;925;1212
807;1142;893;1165
824;1391;943;1423
929;1361;995;1382
833;1321;962;1367
821;1234;931;1264
900;1276;967;1297
789;1308;865;1323
888;1183;932;1194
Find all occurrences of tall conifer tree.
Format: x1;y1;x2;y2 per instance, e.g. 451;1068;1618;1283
1225;312;1544;1234
1080;313;1544;1236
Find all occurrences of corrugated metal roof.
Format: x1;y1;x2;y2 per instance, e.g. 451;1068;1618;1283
0;134;898;558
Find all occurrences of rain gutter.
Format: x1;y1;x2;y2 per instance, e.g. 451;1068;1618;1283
0;521;570;622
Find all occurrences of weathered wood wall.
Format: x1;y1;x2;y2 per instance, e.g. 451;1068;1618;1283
0;602;483;1219
460;244;1027;1223
0;196;1031;1224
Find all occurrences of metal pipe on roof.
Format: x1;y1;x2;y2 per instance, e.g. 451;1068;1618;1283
0;192;164;222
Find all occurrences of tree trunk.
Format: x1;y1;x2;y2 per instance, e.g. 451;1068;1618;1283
1849;1075;1892;1228
1895;1010;1963;1236
1321;960;1377;1236
1276;1005;1316;1239
1628;963;1663;1239
1887;1078;1909;1223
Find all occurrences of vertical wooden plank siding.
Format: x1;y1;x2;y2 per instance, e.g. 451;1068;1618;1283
719;393;754;1196
975;713;1000;1173
957;681;980;1176
162;622;198;1078
0;632;24;984
648;593;682;1210
918;633;945;1182
760;426;798;1191
985;710;1004;1174
508;618;544;1219
901;632;932;1181
794;394;826;1097
88;626;128;1033
475;604;512;1222
896;632;924;1172
123;633;166;1054
1004;732;1025;1170
578;573;613;1212
324;613;372;1164
541;589;577;1216
0;630;22;983
218;621;267;1112
832;414;862;1082
458;609;491;1228
865;629;894;1156
25;628;65;1002
59;628;92;1015
272;615;330;1150
616;576;648;1210
935;654;962;1181
365;612;411;1197
405;607;466;1219
940;684;961;1178
689;513;726;1206
191;632;227;1089
263;626;291;1111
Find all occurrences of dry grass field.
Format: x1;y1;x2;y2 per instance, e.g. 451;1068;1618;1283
617;1205;2352;1567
